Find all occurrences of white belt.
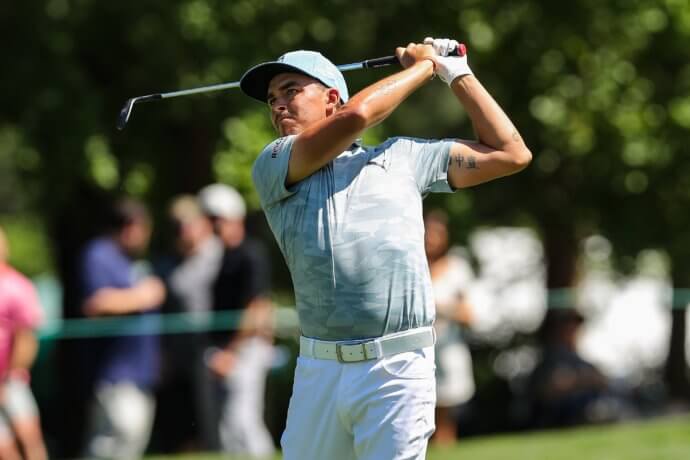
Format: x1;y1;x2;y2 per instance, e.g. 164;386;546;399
299;327;435;363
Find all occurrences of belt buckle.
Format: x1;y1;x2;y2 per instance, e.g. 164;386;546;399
336;342;364;363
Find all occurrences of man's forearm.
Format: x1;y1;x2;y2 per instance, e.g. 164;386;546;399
451;75;526;155
288;60;434;185
234;297;274;342
83;289;146;316
347;59;435;129
83;277;164;317
10;329;38;371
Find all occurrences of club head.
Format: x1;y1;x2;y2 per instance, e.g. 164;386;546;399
117;98;136;130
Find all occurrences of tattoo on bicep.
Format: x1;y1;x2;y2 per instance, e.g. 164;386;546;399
453;154;479;170
512;130;521;142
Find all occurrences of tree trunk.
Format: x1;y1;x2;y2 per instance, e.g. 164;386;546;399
664;268;690;401
542;224;579;307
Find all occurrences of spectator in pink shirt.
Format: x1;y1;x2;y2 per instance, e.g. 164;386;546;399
0;225;48;460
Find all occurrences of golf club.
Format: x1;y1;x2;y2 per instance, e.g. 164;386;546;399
117;44;465;130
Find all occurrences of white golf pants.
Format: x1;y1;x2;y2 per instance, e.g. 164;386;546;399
218;337;276;458
281;346;436;460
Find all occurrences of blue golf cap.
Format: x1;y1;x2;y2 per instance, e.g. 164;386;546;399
240;50;349;103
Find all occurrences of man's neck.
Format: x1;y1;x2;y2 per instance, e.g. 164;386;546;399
184;233;215;257
110;235;133;259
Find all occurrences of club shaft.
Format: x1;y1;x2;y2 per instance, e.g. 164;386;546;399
120;47;467;129
156;56;398;100
338;55;398;71
160;81;241;99
153;45;464;100
126;44;464;106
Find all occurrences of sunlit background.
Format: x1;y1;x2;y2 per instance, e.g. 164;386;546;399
3;1;690;458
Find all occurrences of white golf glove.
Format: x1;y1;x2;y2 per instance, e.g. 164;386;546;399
424;37;473;85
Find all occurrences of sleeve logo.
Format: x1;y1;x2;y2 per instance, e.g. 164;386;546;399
271;137;287;158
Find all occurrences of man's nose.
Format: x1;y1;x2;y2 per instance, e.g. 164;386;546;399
272;101;287;118
273;99;287;111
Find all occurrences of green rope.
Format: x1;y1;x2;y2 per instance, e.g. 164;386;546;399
38;308;300;340
36;289;690;341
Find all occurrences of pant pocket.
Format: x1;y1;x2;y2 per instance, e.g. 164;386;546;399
380;347;435;380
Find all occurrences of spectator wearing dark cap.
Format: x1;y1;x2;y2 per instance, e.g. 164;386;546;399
198;184;276;458
78;198;166;459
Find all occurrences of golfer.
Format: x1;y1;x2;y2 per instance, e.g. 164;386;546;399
240;37;531;460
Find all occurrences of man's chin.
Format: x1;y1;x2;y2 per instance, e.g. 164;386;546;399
281;126;301;136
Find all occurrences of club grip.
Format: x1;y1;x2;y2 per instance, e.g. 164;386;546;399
362;43;466;69
453;43;467;57
362;56;399;68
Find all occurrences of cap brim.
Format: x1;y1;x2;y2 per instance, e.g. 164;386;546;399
240;62;317;103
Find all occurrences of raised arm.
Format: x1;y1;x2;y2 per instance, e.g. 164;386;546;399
427;38;532;189
82;276;165;317
286;44;437;186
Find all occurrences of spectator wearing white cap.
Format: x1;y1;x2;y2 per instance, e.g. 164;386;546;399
197;184;276;458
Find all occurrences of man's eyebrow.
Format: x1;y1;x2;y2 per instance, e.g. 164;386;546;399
267;80;300;100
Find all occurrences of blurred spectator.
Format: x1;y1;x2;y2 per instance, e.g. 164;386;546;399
527;308;612;428
424;210;476;445
0;226;48;460
154;195;223;451
77;198;165;459
198;184;275;458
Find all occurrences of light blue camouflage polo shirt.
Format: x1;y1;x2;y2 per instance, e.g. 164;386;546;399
252;135;455;340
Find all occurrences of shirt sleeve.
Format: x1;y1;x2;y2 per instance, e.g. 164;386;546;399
393;137;456;194
11;275;44;329
251;135;297;208
80;242;132;297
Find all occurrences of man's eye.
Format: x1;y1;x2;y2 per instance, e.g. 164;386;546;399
287;88;298;96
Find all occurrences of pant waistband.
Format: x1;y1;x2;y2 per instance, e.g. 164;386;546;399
299;327;435;363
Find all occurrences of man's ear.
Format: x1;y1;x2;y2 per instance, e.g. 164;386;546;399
326;88;340;109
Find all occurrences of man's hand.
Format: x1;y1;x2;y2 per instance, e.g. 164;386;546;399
423;37;473;85
424;37;459;57
206;348;237;378
395;42;437;70
135;277;166;309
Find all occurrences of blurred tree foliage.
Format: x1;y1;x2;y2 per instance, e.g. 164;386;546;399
2;0;690;395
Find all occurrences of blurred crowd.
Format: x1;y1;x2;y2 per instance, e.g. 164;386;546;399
3;184;278;460
1;193;645;459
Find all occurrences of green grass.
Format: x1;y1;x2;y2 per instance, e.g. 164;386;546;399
146;415;690;460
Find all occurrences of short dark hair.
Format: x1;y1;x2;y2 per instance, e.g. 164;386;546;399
107;198;150;231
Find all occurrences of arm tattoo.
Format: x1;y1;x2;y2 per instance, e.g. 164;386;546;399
512;130;521;142
453;154;479;170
